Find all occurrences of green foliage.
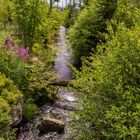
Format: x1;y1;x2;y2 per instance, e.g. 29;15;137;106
0;0;15;45
0;49;31;91
0;45;57;104
64;5;77;28
23;102;38;120
13;0;63;50
0;0;13;25
114;0;140;27
0;73;22;139
0;97;12;129
69;0;140;67
0;0;64;50
69;0;117;66
43;8;65;44
13;0;44;49
27;46;57;103
70;23;140;139
27;62;56;102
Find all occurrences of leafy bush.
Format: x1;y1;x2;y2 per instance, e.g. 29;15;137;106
23;102;38;121
0;73;22;139
70;23;140;139
27;62;57;103
0;44;57;103
0;0;13;25
114;0;140;28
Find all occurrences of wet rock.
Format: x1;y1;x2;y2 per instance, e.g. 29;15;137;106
53;101;75;111
39;132;65;140
39;116;65;135
18;132;35;140
58;89;77;102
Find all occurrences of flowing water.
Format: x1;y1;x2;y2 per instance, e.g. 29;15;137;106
17;26;77;140
54;26;72;80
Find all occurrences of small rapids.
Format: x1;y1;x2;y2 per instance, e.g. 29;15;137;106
17;26;77;140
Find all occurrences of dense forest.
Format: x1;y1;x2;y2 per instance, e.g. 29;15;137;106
0;0;140;139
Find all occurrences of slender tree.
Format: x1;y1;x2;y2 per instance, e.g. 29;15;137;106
14;0;41;50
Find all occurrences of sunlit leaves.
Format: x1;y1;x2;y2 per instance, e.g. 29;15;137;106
70;22;140;139
0;73;22;138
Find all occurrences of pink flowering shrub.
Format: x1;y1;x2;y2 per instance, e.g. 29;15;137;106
4;37;30;62
16;47;30;62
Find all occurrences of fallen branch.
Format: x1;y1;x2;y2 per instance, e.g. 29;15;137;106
49;80;70;87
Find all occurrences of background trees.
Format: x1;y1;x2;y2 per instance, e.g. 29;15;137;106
13;0;56;50
13;0;41;50
69;0;117;67
0;0;64;51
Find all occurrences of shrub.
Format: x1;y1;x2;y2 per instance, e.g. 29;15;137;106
70;23;140;139
27;60;57;104
0;73;22;139
114;0;140;28
23;102;38;121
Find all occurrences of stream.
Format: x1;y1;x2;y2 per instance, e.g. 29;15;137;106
17;26;77;140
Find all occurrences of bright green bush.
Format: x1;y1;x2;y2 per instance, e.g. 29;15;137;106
70;23;140;139
0;97;11;129
114;0;140;27
0;73;22;139
0;0;13;25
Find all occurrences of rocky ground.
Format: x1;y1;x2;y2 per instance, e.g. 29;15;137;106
17;88;78;140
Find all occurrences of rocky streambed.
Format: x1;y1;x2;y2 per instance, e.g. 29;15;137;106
17;26;77;140
17;88;77;140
